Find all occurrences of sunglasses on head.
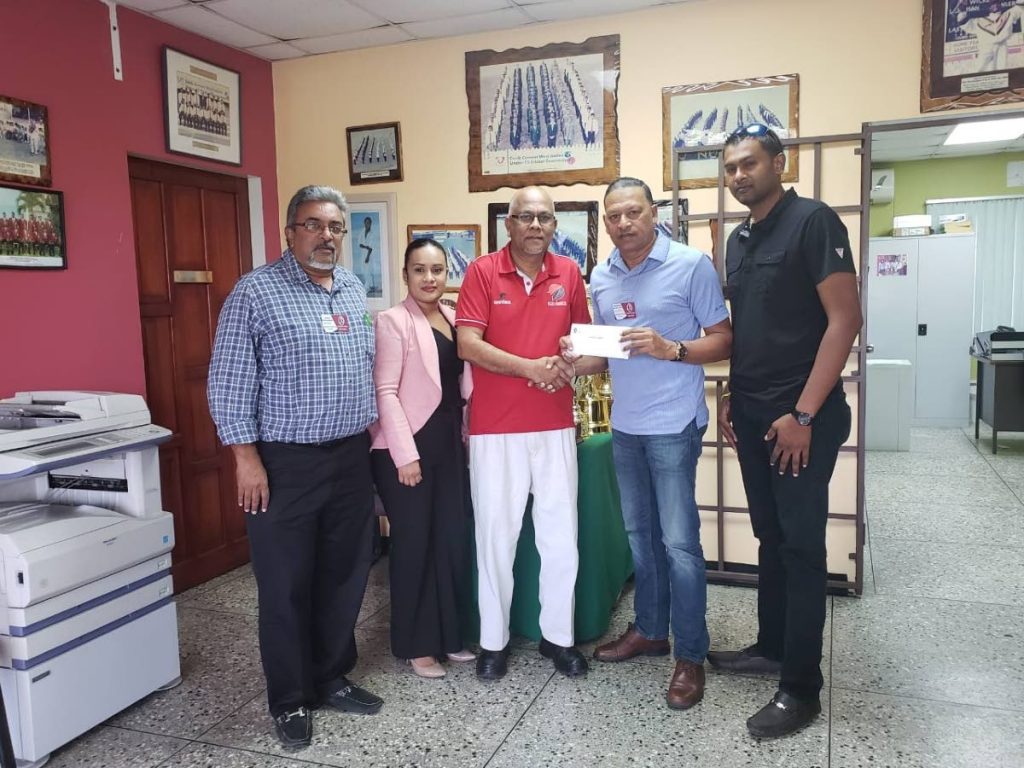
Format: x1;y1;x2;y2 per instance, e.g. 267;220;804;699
729;123;772;139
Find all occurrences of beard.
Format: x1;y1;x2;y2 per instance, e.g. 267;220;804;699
305;245;337;272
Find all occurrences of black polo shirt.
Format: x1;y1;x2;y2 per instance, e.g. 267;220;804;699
725;188;855;415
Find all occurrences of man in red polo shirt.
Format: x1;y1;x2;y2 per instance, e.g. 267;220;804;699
456;186;591;681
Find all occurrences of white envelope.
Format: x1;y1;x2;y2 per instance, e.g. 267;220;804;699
569;323;629;359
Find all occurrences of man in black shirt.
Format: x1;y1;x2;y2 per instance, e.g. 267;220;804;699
710;125;862;738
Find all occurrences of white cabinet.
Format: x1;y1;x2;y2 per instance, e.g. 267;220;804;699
867;234;976;427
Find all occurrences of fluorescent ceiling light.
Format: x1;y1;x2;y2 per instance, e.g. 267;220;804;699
944;118;1024;145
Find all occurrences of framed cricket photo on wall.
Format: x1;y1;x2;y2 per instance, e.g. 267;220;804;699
466;35;620;192
487;201;598;280
0;95;52;187
342;192;398;313
922;0;1024;111
346;122;403;185
662;74;799;191
0;184;66;269
407;224;481;292
163;47;241;165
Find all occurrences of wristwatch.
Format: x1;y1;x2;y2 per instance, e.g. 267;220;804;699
674;341;689;361
792;409;814;427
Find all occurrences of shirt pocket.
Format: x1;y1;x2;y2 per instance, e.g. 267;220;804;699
751;249;786;297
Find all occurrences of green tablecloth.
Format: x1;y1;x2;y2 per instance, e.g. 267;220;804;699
464;433;634;644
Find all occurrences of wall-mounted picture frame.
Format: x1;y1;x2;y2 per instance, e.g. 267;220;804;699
0;94;51;187
343;192;398;313
162;46;241;165
662;73;799;191
655;198;689;245
407;224;481;292
487;201;598;280
921;0;1024;111
466;35;620;193
0;184;66;269
346;122;403;185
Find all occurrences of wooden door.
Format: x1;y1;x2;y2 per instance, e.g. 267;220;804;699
129;157;253;592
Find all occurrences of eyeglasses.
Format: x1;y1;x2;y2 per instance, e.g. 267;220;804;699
728;123;772;140
293;219;348;236
508;212;556;226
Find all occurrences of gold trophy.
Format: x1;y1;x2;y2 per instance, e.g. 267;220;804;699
574;372;613;440
588;371;613;433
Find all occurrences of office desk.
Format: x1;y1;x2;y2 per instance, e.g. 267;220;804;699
465;433;634;645
973;354;1024;454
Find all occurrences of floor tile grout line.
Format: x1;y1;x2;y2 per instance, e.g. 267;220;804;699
840;589;1021;609
867;534;1024;551
826;594;834;768
864;511;877;596
481;668;558;768
828;683;1024;714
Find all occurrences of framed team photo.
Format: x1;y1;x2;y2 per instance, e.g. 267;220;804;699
662;73;799;190
0;184;66;269
466;35;621;192
163;47;242;165
407;224;481;292
922;0;1024;111
0;95;52;187
487;201;598;280
346;122;403;185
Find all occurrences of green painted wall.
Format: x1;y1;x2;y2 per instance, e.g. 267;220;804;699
869;152;1024;237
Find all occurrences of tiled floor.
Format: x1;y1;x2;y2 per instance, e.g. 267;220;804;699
47;426;1024;767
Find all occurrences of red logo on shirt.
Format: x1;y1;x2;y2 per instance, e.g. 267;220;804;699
547;283;567;306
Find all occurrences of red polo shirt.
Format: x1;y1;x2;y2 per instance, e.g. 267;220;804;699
456;246;591;435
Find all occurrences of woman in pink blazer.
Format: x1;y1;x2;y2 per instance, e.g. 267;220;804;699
370;238;474;679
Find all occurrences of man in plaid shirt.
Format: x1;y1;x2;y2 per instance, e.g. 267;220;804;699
208;185;382;749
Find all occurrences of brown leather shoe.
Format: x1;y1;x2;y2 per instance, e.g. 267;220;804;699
666;659;705;710
594;623;670;662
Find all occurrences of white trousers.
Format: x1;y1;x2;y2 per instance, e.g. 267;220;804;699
470;428;579;650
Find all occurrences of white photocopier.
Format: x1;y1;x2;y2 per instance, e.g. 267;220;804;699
0;391;181;767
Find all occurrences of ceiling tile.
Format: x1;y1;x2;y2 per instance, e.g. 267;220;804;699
117;0;190;12
401;6;533;38
518;0;664;22
153;5;277;47
294;25;415;55
244;42;308;60
212;0;383;40
349;0;512;24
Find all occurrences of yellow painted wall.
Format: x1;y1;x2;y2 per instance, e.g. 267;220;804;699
271;0;980;281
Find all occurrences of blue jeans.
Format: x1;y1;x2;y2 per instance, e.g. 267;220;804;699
612;421;709;663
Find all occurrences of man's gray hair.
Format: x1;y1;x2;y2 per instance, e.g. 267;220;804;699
285;185;348;225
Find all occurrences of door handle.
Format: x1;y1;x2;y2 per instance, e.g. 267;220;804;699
865;344;875;353
918;324;927;336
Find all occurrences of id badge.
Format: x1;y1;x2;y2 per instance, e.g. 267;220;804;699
321;313;350;333
612;301;637;320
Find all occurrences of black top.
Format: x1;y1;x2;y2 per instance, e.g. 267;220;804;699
725;188;856;414
433;323;465;411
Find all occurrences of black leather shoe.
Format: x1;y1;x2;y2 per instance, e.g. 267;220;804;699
476;646;510;681
747;691;821;738
273;707;311;749
539;638;588;677
706;644;782;677
322;678;383;715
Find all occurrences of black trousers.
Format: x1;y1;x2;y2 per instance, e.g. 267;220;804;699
371;407;471;660
730;391;851;702
249;433;375;717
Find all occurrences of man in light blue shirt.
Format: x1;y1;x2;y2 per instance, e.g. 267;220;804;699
569;177;731;710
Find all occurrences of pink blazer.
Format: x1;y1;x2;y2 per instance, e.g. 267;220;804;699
369;295;473;467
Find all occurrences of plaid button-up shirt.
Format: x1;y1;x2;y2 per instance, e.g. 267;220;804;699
208;250;377;445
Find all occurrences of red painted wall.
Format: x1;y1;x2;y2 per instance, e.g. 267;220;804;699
0;0;279;397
